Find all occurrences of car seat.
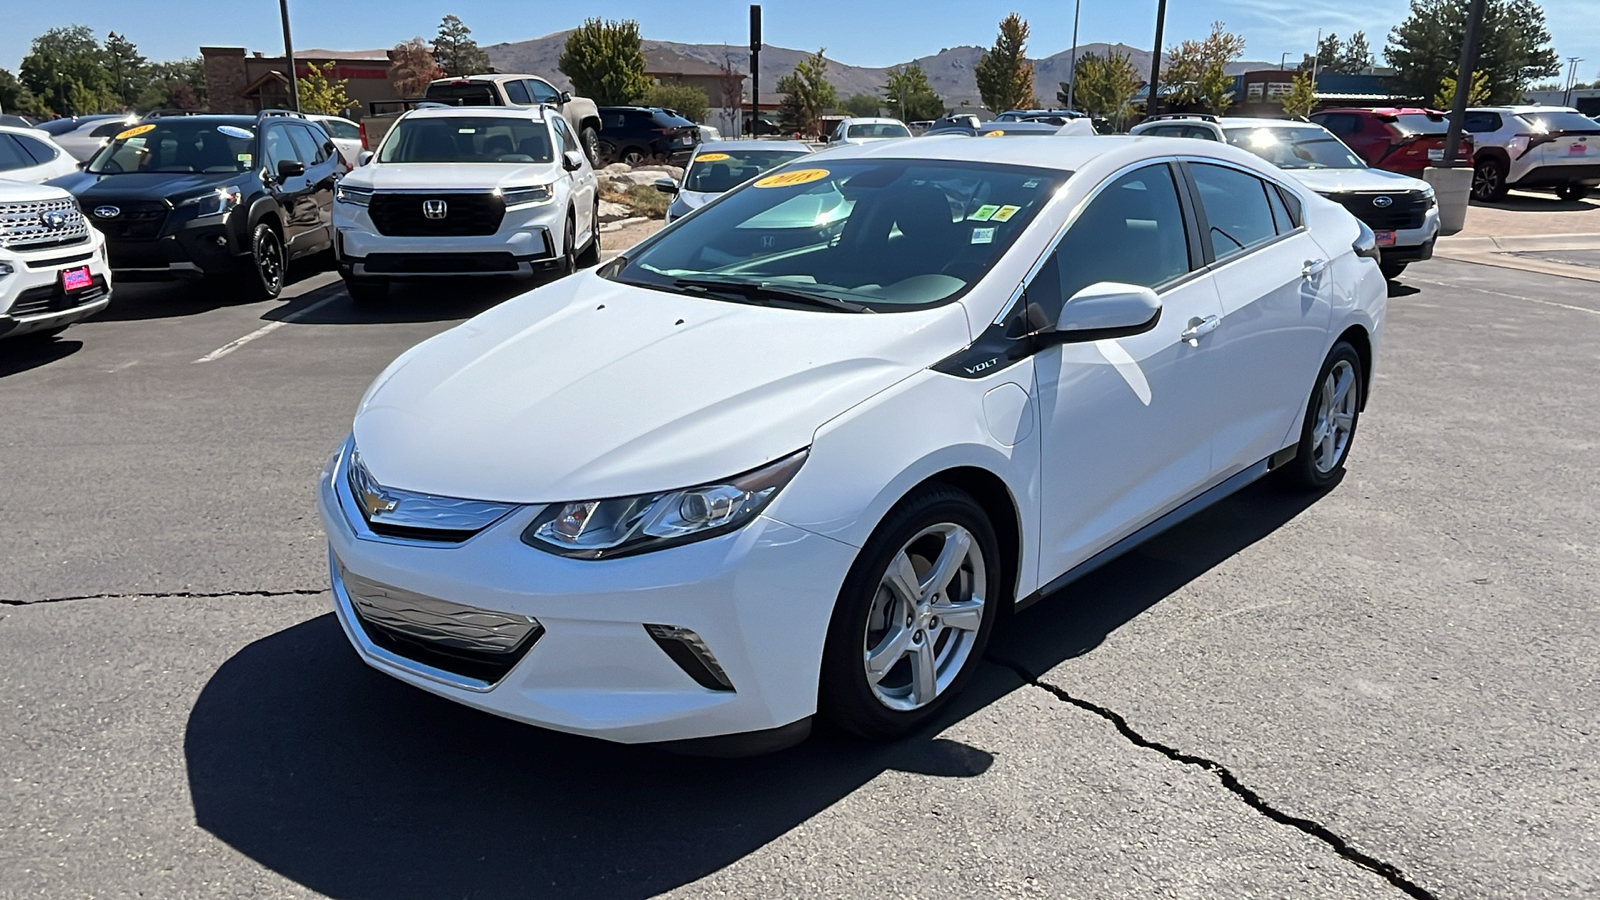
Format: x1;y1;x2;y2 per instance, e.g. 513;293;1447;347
482;134;514;160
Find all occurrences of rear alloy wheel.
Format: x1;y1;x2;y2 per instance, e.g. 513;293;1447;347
1283;342;1364;490
1379;260;1407;281
580;125;601;164
1471;157;1509;202
1557;183;1591;201
820;486;1001;739
621;146;648;166
241;223;285;301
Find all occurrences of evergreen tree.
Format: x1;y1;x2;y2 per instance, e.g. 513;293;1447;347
558;19;653;106
433;15;492;78
104;32;147;110
974;14;1036;112
884;64;945;121
1386;0;1559;104
776;49;838;137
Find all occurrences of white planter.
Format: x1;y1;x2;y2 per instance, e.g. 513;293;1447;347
1423;166;1474;236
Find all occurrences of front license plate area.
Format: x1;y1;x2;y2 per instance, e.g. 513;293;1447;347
60;266;93;292
1375;230;1397;247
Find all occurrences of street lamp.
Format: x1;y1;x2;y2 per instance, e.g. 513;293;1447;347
1280;52;1292;70
1147;0;1168;118
279;0;300;112
1066;0;1082;111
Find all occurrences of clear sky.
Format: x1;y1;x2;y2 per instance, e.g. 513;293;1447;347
4;0;1597;86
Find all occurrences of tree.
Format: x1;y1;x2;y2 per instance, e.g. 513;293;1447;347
1434;70;1492;108
433;15;491;78
298;61;356;115
19;25;117;116
974;13;1035;112
1386;0;1559;105
1301;32;1373;74
135;59;207;113
884;63;945;121
0;68;50;117
1281;70;1318;117
776;49;837;138
558;18;652;106
1063;49;1142;129
1164;21;1245;112
840;93;881;117
645;82;710;123
104;32;146;110
390;37;444;97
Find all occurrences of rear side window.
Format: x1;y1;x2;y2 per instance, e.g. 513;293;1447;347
651;111;694;128
1462;111;1501;133
0;135;36;171
320;119;361;140
1028;163;1192;319
1316;113;1362;136
13;135;59;164
288;125;328;163
1393;113;1449;135
1516;111;1600;133
504;80;532;104
1190;163;1280;262
1275;185;1303;229
600;110;628;130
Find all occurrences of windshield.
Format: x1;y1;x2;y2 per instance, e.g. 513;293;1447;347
848;123;911;139
684;149;809;193
612;159;1067;312
378;116;553;163
86;120;256;175
1225;126;1365;169
1516;111;1600;133
1393;113;1449;135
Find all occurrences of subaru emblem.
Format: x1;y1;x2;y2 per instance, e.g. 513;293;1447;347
1372;195;1393;208
39;210;68;229
423;199;448;219
93;205;121;218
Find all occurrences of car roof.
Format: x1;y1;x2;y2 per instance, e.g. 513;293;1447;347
1469;105;1581;114
694;140;811;153
842;117;906;125
404;105;546;122
0;124;53;137
307;113;356;122
430;73;542;84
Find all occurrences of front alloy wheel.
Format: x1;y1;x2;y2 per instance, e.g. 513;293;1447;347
242;223;284;301
1284;342;1363;489
821;485;1001;739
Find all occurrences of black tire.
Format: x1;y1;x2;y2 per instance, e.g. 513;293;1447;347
819;485;1002;740
1557;183;1591;201
240;222;285;301
343;275;388;305
576;198;602;268
1472;157;1509;202
555;208;577;275
579;125;601;165
1379;260;1407;281
1282;341;1364;491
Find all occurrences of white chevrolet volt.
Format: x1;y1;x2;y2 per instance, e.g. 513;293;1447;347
319;136;1387;753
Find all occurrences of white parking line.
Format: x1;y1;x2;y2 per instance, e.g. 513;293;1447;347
192;293;344;363
1408;276;1600;317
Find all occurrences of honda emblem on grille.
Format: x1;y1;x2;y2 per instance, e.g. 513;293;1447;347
39;210;68;229
93;205;121;219
423;199;448;219
1372;195;1393;208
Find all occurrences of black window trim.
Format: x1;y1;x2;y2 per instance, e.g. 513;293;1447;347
1175;157;1309;271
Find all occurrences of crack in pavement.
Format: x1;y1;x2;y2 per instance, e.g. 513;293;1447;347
988;655;1439;900
0;588;325;607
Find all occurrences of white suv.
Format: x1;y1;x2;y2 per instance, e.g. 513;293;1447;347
827;117;913;145
1462;106;1600;201
1;180;112;341
333;105;600;303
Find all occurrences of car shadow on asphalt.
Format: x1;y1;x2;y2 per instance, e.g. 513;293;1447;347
93;262;332;323
0;336;83;378
1470;193;1598;212
183;474;1329;899
266;277;549;326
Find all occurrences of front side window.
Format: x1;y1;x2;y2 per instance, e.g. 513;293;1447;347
683;148;809;193
377;116;553;163
287;125;327;164
1191;163;1281;262
1225;126;1365;169
86;120;257;175
612;159;1067;311
550;116;577;155
527;79;561;104
264;126;300;170
504;80;532;104
1026;164;1191;321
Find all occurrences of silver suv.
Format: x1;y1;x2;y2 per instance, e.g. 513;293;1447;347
1462;106;1599;201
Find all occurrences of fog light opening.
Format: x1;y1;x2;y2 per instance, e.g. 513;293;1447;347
644;624;736;692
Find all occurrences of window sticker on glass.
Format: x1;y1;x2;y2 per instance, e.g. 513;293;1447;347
971;227;995;244
753;168;830;188
237;154;253;167
696;152;731;162
1022;179;1041;188
968;204;999;221
458;128;478;134
991;205;1021;222
116;124;156;140
217;125;255;139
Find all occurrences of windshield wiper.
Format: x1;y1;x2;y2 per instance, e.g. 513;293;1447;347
671;277;873;313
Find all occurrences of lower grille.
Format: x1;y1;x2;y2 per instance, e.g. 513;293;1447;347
362;252;522;274
368;193;506;237
86;200;170;240
341;566;543;684
7;276;109;318
1326;191;1429;230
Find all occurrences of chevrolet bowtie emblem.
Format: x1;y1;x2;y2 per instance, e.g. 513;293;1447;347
360;484;400;517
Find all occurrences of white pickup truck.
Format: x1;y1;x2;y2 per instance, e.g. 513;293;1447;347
363;74;603;164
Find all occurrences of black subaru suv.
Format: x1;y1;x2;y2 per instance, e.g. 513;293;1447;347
48;110;345;300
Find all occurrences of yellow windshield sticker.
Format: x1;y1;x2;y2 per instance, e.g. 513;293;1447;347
115;123;156;141
753;168;830;188
991;205;1022;222
968;204;999;221
982;129;1006;137
695;152;732;162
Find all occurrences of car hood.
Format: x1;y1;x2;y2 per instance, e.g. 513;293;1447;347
47;170;246;200
0;178;75;202
353;273;971;503
345;162;559;191
1286;167;1430;194
676;189;715;211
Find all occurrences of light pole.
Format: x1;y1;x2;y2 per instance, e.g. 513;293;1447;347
1147;0;1168;118
1563;57;1584;107
278;0;300;112
1280;52;1291;70
1066;0;1082;111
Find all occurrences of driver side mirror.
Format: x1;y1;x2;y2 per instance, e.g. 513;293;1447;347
653;177;679;195
562;149;586;171
1022;282;1163;345
558;90;572;105
358;150;374;166
277;159;306;179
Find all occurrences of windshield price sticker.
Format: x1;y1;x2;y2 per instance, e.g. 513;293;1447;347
991;205;1021;222
971;227;995;244
237;154;253;167
968;205;1000;221
982;130;1006;137
753;168;830;188
115;124;157;141
217;125;255;139
695;152;732;162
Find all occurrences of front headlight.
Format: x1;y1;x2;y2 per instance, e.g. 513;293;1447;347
335;183;372;206
500;183;555;208
522;450;808;559
179;185;241;217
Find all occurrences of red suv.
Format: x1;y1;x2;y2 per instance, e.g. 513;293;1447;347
1311;108;1474;175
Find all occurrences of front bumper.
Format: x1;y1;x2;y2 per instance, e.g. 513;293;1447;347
317;441;856;743
0;235;113;339
1382;205;1440;254
100;210;248;281
335;200;561;279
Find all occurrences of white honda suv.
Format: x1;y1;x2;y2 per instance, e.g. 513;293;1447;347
333;105;600;303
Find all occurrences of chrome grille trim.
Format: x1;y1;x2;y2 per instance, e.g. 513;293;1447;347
331;438;523;545
341;566;540;655
0;198;91;250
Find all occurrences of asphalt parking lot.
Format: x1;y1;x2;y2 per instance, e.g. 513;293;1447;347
2;253;1597;898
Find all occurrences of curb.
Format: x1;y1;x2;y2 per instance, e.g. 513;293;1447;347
1431;231;1600;284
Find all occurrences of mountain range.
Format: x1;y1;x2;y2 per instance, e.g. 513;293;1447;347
485;33;1274;106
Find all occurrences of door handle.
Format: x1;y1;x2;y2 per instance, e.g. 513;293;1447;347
1180;315;1219;342
1302;258;1329;278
